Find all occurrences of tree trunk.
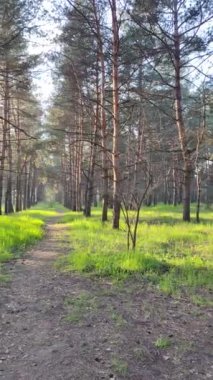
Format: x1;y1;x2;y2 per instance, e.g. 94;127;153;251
0;114;7;215
5;177;14;214
75;103;83;212
5;108;14;214
15;119;22;211
164;178;168;204
172;161;178;206
100;52;109;222
0;64;9;214
16;99;25;211
173;0;192;221
183;162;192;222
27;160;32;208
23;161;28;210
84;61;99;217
30;164;37;205
196;171;201;223
111;0;121;229
92;0;109;222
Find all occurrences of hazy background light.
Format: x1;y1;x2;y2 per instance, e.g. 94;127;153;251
27;0;213;112
28;0;62;108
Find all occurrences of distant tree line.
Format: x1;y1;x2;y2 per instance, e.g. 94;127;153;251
47;0;213;226
0;0;212;223
0;0;43;214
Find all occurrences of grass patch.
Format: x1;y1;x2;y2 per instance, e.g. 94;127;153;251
57;204;213;297
154;336;172;349
0;202;64;281
0;264;11;283
65;291;97;324
109;307;127;327
111;358;128;376
0;274;10;283
191;295;213;307
0;214;44;263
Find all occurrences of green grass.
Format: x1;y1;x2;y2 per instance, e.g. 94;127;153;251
0;264;11;283
111;358;128;376
64;291;97;323
0;202;63;281
154;336;172;349
190;295;213;307
57;204;213;297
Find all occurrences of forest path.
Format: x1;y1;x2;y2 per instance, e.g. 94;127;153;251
0;215;212;380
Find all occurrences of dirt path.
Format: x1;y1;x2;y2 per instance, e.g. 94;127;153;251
0;217;212;380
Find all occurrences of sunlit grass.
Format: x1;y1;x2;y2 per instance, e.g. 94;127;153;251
57;204;213;297
0;215;43;262
0;202;62;268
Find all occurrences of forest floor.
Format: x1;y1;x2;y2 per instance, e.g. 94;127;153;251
0;214;212;380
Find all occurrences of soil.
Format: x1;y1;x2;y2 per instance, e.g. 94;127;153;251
0;216;212;380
